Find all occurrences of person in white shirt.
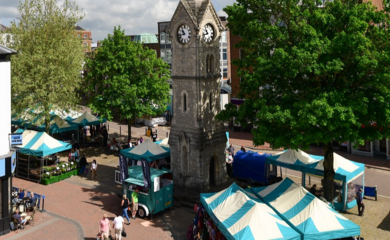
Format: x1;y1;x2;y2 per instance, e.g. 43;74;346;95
128;139;133;148
91;159;98;180
113;212;125;240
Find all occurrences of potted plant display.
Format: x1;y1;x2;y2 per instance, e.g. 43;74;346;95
50;167;61;183
41;172;51;185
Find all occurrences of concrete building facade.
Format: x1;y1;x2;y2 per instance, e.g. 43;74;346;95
168;0;227;191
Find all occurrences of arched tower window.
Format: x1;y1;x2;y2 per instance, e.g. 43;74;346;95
182;145;188;174
206;55;210;73
210;55;214;73
183;93;187;112
209;93;212;110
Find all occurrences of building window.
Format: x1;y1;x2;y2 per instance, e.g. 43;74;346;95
167;49;172;63
221;31;227;43
84;34;87;38
223;68;227;79
183;94;187;111
77;34;80;38
222;49;227;60
206;55;210;73
182;145;188;173
83;42;87;46
210;55;214;73
160;32;165;43
209;93;212;110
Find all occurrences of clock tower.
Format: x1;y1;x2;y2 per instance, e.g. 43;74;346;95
168;0;227;191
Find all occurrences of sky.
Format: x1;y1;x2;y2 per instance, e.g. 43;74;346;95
0;0;236;42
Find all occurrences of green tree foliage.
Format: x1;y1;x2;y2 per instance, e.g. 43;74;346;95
85;26;171;141
221;0;390;202
9;0;85;133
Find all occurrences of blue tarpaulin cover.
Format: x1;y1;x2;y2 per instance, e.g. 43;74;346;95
232;151;272;184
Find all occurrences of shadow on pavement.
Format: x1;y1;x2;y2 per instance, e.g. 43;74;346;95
378;210;390;231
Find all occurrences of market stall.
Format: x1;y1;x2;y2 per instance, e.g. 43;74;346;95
200;182;301;240
37;116;79;134
303;153;365;211
249;177;361;240
14;130;74;184
70;112;106;145
265;149;365;211
266;149;323;171
120;138;170;162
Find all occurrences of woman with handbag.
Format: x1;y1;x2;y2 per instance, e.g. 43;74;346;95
121;195;131;225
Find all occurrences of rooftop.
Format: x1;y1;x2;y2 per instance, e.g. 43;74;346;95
0;44;16;55
132;33;158;44
0;24;7;31
75;25;85;31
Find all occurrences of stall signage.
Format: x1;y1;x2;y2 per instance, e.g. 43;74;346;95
10;134;23;145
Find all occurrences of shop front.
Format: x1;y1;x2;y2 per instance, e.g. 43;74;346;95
0;151;16;236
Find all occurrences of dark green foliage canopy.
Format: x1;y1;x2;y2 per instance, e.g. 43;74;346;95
221;0;390;202
221;0;390;149
84;26;170;138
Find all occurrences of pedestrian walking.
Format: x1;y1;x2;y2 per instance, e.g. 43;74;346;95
102;125;108;147
98;214;110;240
131;188;139;219
121;195;131;224
356;188;365;216
113;212;125;240
240;145;246;152
79;155;88;176
151;132;157;142
91;159;98;179
227;144;235;157
226;152;233;177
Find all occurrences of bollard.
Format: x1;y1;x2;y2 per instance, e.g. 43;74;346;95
166;132;169;137
41;195;46;212
120;126;121;137
108;123;110;132
145;127;148;135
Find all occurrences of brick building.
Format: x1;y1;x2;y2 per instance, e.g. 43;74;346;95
75;25;92;53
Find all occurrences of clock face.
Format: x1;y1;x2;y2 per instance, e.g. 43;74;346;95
203;24;214;43
177;24;192;43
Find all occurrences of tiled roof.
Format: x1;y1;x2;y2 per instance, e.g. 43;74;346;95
75;25;85;31
0;24;8;31
0;44;17;55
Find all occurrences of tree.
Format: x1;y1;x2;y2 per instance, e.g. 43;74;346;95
220;0;390;203
9;0;85;133
84;26;171;141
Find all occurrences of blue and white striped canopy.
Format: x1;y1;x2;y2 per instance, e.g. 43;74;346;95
266;149;323;171
305;153;365;183
37;116;79;134
120;139;170;162
71;112;106;126
15;130;71;157
200;183;301;240
250;178;360;240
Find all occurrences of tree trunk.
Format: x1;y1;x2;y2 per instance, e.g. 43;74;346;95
127;118;132;142
45;110;50;134
323;142;335;204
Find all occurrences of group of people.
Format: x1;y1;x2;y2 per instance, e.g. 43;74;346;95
98;213;125;240
12;189;38;209
78;155;98;180
11;189;39;230
98;190;139;240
